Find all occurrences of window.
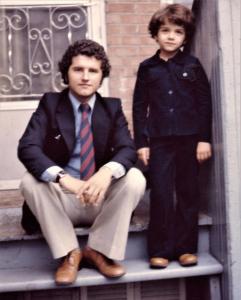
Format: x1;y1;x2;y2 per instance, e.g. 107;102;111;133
0;0;106;103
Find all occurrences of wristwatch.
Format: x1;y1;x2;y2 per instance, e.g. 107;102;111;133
55;170;67;183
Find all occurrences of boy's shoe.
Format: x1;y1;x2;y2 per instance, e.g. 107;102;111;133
149;257;169;269
178;254;198;267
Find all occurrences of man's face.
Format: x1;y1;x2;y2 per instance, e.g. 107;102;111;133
67;54;103;102
155;19;186;59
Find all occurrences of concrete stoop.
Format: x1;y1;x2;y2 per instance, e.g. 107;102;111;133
0;190;223;300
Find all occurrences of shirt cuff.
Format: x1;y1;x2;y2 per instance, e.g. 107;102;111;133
103;162;126;179
40;166;63;182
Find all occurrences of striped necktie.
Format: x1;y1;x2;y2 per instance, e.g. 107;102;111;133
79;103;95;180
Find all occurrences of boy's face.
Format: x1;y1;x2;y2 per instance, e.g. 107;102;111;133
155;19;186;59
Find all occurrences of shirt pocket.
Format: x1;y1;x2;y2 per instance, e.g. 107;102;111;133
175;65;197;82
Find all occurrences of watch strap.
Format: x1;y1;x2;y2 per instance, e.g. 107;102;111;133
55;170;67;183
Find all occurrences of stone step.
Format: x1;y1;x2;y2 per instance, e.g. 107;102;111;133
0;191;221;295
0;187;211;241
0;203;211;253
0;189;23;208
0;250;223;293
0;183;212;253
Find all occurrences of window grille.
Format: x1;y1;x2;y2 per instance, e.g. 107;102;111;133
0;2;97;102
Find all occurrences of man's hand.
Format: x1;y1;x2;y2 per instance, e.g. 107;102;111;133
196;142;212;163
58;174;85;194
137;147;150;166
76;166;113;206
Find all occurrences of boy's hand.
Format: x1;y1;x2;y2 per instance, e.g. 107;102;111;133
196;142;212;163
137;147;150;166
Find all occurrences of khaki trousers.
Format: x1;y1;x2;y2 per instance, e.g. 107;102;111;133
20;168;146;260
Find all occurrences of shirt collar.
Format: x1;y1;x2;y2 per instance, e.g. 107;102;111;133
68;91;96;113
154;49;186;65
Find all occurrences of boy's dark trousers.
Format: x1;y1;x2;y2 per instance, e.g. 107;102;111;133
147;135;199;259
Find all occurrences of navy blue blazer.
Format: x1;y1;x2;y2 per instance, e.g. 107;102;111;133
18;88;136;179
133;50;212;149
18;88;136;233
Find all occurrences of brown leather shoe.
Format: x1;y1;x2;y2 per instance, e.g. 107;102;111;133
83;246;125;278
179;254;198;267
55;248;82;285
149;257;169;269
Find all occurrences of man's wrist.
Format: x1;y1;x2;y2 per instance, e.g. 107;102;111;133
55;170;68;183
102;162;125;179
99;166;113;178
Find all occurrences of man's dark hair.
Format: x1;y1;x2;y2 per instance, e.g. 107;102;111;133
148;4;195;43
59;39;111;84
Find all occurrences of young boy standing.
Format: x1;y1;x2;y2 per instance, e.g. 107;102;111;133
133;4;212;268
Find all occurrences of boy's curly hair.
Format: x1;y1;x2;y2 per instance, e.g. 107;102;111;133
59;39;111;84
148;4;195;43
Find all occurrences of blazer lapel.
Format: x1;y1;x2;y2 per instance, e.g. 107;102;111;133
56;91;76;154
92;94;111;164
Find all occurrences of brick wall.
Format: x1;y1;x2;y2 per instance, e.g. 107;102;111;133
105;0;161;130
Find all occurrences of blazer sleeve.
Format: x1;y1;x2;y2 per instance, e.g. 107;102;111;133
18;94;59;179
195;59;212;142
132;64;149;149
107;99;137;171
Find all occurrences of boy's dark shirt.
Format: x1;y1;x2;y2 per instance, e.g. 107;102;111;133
133;50;212;149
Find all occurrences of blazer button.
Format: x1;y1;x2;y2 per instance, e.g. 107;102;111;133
168;90;173;95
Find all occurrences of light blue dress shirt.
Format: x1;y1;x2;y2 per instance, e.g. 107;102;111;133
41;91;125;182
